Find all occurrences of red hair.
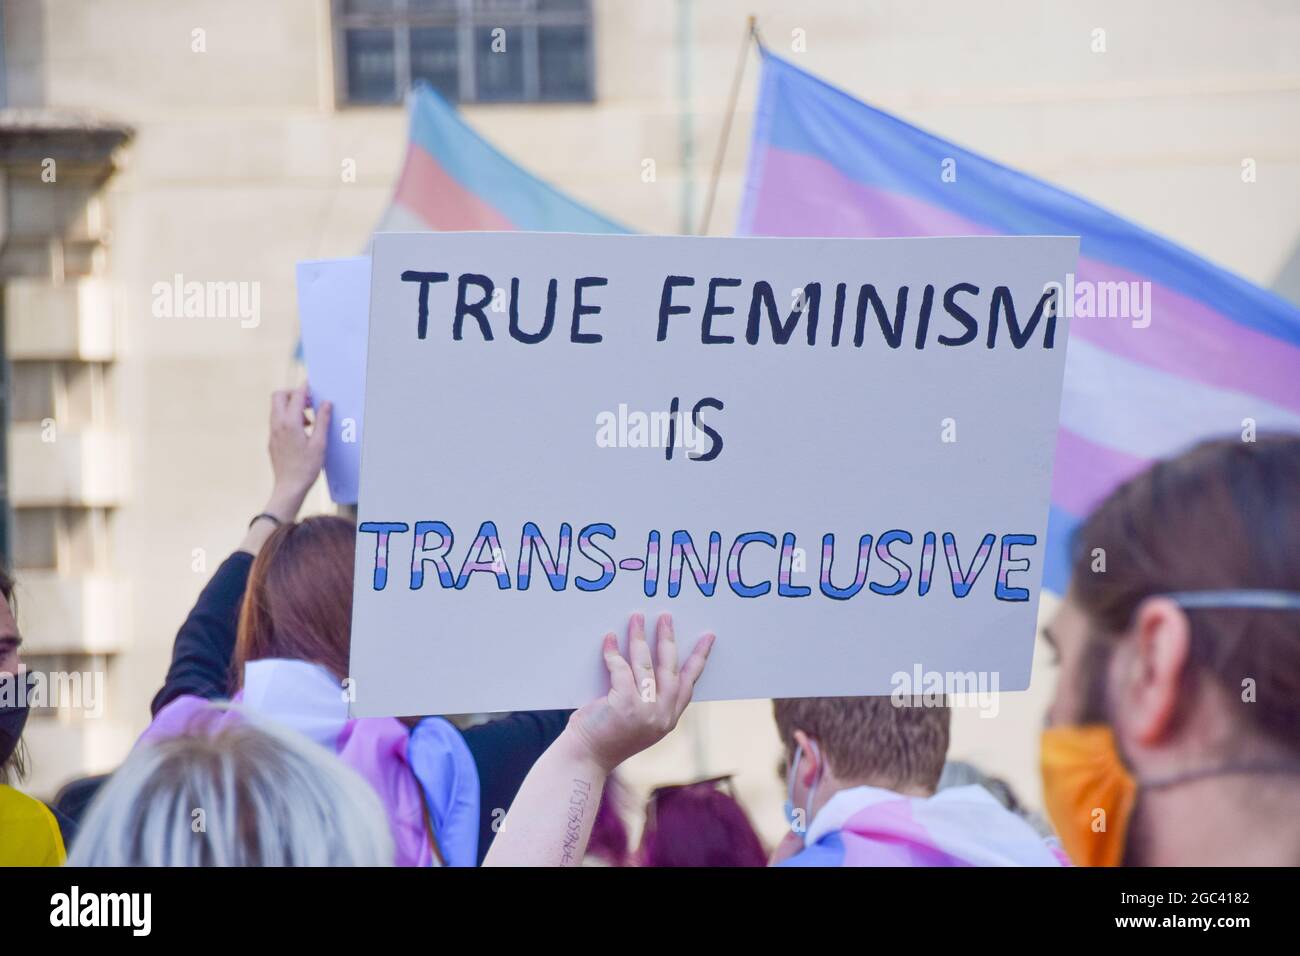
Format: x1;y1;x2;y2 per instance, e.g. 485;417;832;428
637;778;768;867
233;516;355;690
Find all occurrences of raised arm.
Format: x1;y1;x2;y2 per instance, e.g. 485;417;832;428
483;612;713;867
236;386;331;556
458;708;572;864
151;386;330;714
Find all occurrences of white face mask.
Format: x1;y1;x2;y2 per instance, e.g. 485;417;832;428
783;739;821;836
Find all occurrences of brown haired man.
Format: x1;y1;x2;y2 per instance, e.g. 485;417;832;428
771;696;1064;866
1041;435;1300;866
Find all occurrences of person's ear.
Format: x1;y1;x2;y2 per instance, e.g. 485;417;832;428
1116;597;1191;747
792;729;821;787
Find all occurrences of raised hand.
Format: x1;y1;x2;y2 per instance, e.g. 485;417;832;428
567;612;714;773
483;614;715;866
267;384;332;516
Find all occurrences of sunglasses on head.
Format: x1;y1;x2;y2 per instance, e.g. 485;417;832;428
646;774;737;828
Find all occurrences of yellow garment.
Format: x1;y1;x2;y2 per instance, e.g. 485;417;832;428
0;784;66;866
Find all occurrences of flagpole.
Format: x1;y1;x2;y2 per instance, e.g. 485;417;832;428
677;0;696;236
698;15;760;236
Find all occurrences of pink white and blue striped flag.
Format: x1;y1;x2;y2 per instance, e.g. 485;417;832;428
738;50;1300;592
375;82;628;234
305;83;628;502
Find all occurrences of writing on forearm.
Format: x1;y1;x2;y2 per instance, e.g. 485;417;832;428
561;778;593;865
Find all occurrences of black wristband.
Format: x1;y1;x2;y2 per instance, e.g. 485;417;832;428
249;512;284;530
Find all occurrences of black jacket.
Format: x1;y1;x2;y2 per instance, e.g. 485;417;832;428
151;551;569;864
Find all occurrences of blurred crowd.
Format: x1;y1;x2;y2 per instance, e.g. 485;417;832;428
2;387;1297;867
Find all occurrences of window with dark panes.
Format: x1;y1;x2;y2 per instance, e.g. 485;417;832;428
334;0;595;106
345;28;398;102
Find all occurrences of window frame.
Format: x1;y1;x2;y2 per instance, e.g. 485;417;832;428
331;0;596;107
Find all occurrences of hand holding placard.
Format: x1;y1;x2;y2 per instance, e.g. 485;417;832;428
568;612;715;773
483;612;715;867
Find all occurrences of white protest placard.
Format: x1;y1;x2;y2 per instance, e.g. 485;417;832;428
349;232;1077;717
297;256;370;504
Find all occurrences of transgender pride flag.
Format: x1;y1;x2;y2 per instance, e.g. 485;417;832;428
304;84;627;503
375;82;628;234
739;51;1300;592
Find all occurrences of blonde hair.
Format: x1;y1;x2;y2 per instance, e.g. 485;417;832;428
69;707;394;866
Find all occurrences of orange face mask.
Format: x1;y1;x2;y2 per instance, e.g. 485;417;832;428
1040;725;1137;867
1041;591;1300;866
